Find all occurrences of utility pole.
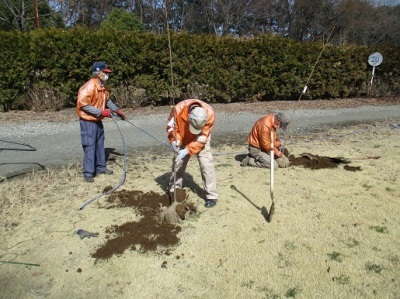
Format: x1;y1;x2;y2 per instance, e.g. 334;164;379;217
33;0;40;28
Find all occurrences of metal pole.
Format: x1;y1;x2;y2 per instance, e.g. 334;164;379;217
370;66;376;86
164;0;175;105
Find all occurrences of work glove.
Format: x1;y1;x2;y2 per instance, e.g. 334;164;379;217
276;156;290;168
115;109;126;120
171;140;180;153
100;109;111;118
175;148;188;163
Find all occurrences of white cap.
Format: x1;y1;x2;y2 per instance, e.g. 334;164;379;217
189;106;207;134
276;112;290;130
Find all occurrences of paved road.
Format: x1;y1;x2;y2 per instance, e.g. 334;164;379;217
1;105;399;179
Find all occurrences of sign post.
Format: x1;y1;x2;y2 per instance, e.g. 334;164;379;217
368;52;383;87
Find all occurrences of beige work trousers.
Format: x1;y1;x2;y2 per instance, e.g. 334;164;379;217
169;138;218;201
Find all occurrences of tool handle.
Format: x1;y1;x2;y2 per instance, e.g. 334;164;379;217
270;130;274;200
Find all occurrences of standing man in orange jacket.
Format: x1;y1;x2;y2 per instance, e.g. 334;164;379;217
76;61;126;183
241;113;290;169
166;99;218;208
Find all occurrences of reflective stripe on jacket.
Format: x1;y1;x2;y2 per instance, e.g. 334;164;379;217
247;114;281;155
76;78;110;121
166;99;215;156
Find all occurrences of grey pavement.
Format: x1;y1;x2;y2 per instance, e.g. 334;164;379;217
1;105;399;179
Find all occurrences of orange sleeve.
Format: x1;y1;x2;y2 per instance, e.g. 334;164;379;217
166;106;183;144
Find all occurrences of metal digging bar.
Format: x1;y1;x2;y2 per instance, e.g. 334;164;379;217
124;119;173;151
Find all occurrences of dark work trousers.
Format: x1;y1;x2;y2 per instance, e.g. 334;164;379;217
79;119;107;178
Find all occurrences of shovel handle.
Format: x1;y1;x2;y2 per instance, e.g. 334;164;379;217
270;130;274;200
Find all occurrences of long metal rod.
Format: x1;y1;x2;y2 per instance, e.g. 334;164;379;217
124;119;175;151
286;26;336;133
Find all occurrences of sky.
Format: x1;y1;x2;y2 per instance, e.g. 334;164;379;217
374;0;400;5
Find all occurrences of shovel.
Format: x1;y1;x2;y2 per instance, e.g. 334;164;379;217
267;130;275;222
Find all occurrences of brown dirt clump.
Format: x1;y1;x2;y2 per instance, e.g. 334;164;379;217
288;153;349;169
91;189;197;262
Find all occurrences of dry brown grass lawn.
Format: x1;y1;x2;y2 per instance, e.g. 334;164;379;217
1;119;399;298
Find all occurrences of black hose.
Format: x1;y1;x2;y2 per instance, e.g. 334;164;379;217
0;139;36;151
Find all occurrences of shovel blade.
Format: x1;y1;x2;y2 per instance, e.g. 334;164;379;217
267;202;275;222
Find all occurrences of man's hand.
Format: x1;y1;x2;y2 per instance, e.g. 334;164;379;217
171;140;180;153
116;109;126;120
101;109;111;118
175;148;188;162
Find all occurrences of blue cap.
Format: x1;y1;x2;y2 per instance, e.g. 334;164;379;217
92;61;112;73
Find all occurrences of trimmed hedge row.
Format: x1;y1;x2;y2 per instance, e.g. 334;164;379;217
0;28;399;111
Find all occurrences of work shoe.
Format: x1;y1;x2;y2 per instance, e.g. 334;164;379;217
204;199;216;208
97;169;113;175
84;177;94;183
240;156;251;167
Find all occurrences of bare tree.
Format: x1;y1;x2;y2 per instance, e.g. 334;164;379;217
0;0;64;30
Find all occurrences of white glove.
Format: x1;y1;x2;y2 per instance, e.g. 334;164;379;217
171;140;180;153
175;148;188;162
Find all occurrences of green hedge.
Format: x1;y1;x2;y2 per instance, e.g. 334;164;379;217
0;28;398;111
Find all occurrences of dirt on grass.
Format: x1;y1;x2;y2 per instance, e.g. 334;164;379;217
89;152;364;263
0;100;400;298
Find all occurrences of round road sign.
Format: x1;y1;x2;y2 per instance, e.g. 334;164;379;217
368;52;383;66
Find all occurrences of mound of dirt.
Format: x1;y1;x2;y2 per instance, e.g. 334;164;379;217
289;153;349;170
91;189;197;262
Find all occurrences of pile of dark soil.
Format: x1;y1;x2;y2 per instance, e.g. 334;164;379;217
237;150;361;171
91;189;197;262
289;153;350;170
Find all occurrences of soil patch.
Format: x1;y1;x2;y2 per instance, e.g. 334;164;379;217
91;188;197;261
289;153;349;170
93;151;361;262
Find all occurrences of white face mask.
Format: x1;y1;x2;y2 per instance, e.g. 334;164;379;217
98;72;109;82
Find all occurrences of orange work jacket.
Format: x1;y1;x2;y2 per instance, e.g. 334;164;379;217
247;114;282;156
166;99;215;156
76;78;110;121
